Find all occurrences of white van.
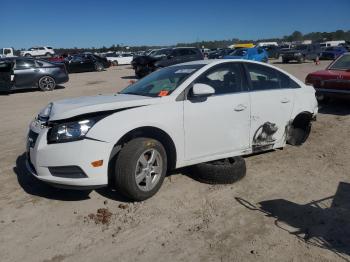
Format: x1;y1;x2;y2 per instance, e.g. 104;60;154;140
320;40;346;48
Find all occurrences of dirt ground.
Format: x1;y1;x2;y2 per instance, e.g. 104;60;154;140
0;60;349;262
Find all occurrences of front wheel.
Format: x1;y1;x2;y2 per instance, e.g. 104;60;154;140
38;76;56;91
114;138;167;201
95;62;104;72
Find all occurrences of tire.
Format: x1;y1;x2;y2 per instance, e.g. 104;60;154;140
45;52;53;57
282;58;288;63
189;156;246;184
112;61;118;66
95;62;104;72
38;76;56;91
25;53;31;57
298;56;305;63
114;138;167;201
287;125;311;146
275;53;280;59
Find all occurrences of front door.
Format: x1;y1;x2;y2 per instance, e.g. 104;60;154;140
0;61;14;91
245;63;295;152
13;59;38;88
184;62;250;160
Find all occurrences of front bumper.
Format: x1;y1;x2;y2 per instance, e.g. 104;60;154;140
25;121;111;189
282;54;302;60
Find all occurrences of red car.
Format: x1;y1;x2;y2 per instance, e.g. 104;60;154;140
305;53;350;102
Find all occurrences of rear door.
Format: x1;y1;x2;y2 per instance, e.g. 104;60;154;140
245;63;295;152
0;60;14;91
184;62;251;160
13;59;38;88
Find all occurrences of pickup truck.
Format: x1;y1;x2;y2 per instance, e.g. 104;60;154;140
0;48;15;58
281;44;321;63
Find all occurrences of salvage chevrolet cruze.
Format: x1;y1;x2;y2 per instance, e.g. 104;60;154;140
26;60;318;200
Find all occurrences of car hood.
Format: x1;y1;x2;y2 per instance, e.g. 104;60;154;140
307;69;350;79
48;94;155;121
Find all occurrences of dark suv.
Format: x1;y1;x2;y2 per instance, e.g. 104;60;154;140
281;44;321;63
131;47;203;78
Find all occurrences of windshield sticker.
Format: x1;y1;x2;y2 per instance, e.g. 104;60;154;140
158;90;169;97
175;69;196;74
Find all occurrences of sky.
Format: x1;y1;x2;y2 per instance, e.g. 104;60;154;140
1;0;350;49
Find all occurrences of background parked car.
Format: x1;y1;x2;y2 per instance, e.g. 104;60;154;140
20;46;55;57
305;52;350;102
320;46;347;60
0;48;15;58
131;47;203;78
207;48;233;59
0;57;68;92
64;53;110;73
263;45;280;59
224;47;268;62
281;44;321;63
105;53;134;65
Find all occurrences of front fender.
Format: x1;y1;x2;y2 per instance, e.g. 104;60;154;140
86;101;185;165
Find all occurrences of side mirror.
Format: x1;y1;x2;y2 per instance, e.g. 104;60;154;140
191;83;215;97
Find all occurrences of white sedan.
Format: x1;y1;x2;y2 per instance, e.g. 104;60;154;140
26;60;318;200
105;53;134;65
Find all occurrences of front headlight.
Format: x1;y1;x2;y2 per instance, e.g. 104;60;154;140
47;119;96;143
38;103;53;121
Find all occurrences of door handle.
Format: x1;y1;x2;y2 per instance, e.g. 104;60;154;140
234;104;247;111
281;98;290;103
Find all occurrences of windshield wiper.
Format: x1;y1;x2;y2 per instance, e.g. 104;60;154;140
121;92;152;97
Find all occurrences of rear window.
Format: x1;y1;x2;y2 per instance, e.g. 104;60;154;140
246;63;300;90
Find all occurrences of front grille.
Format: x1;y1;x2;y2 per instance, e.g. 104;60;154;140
48;166;88;178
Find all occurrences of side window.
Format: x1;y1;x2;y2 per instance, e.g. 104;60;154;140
246;63;280;91
71;56;83;63
194;63;243;95
15;60;36;69
257;48;264;54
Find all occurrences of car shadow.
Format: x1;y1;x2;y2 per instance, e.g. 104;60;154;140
318;99;350;116
272;61;314;65
121;76;137;80
13;153;91;201
236;182;350;261
0;85;66;96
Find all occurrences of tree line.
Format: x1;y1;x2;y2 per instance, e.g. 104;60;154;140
49;29;350;54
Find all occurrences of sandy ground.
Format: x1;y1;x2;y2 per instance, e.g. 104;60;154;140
0;60;349;262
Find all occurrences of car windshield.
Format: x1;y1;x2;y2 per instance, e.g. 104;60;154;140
231;49;247;56
120;64;204;97
329;54;350;70
296;45;307;50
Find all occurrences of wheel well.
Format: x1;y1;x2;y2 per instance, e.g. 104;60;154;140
287;112;313;145
291;112;312;129
108;127;177;185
